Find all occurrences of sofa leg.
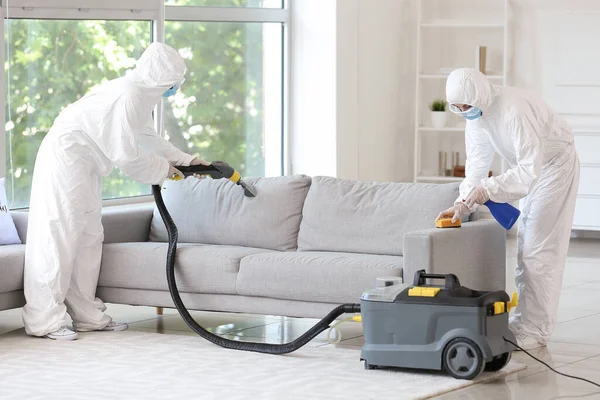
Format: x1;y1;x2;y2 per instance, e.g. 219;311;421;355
156;307;163;315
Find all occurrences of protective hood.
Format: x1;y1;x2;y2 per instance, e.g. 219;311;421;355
126;42;186;99
48;41;189;185
446;68;499;113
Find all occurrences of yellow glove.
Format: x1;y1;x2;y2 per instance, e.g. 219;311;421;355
168;165;184;180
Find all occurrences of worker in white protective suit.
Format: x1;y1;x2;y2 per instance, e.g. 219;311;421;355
22;42;208;341
436;68;580;350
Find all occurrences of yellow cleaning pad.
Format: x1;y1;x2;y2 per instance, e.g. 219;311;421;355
435;217;461;228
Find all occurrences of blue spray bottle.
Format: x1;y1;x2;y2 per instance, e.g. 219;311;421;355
484;200;521;230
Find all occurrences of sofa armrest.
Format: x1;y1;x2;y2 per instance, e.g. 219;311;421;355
102;203;155;244
403;220;507;292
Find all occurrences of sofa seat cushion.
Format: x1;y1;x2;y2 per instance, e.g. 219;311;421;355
236;251;403;304
99;242;272;295
148;175;312;251
297;176;463;256
0;244;25;293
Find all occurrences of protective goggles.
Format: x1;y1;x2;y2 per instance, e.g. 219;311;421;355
449;104;472;113
172;77;186;90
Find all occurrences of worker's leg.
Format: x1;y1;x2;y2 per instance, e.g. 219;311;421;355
65;174;112;332
511;150;579;345
22;139;89;337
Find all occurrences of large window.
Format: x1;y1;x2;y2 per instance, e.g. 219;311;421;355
4;19;152;207
1;1;287;208
163;21;282;178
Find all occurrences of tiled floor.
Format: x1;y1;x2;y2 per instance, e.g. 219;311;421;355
2;237;600;399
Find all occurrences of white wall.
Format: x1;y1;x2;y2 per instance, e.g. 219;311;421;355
334;0;359;180
509;0;600;91
337;0;413;182
290;0;413;182
289;0;337;177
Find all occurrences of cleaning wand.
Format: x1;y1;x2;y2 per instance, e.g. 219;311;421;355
171;161;257;197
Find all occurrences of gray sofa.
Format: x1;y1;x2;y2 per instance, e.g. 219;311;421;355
0;175;507;319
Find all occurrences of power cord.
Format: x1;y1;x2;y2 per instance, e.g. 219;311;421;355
504;337;600;389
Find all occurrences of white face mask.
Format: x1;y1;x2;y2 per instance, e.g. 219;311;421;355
460;107;482;120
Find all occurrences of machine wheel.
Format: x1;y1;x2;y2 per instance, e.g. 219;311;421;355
442;338;485;380
484;352;512;372
364;360;378;370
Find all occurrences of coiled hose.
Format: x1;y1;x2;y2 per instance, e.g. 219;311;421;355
151;184;361;354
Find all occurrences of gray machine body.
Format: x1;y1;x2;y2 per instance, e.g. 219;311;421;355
359;274;517;372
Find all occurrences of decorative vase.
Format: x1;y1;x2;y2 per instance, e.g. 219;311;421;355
430;111;447;129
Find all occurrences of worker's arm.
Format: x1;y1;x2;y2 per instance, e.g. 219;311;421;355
96;99;170;185
481;107;543;203
457;123;496;207
137;117;197;167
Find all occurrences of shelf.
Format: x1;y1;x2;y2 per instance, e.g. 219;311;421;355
419;127;465;132
420;20;505;28
417;176;464;182
420;74;503;80
414;1;510;186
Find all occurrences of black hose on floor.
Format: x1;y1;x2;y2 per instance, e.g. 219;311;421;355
152;184;361;354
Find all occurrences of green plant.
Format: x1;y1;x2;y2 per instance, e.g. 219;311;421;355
429;99;446;112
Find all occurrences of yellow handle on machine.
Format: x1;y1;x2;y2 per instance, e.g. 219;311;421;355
507;292;518;312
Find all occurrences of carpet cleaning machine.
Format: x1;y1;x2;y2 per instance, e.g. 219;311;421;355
151;162;520;381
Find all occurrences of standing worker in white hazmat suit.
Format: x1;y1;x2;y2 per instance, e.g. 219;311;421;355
22;42;208;341
436;68;580;350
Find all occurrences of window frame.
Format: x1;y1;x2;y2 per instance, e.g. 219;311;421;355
0;0;290;208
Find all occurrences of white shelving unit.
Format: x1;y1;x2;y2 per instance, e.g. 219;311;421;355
413;0;511;184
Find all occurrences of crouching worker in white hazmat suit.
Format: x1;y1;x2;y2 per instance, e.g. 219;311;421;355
436;68;580;350
22;42;209;341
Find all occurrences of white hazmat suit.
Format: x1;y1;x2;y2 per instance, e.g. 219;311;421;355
22;42;199;338
442;68;580;348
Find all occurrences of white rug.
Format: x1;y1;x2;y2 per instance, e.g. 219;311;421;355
0;329;525;400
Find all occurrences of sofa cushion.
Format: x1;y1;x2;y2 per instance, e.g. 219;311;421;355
236;251;402;304
297;176;461;256
99;242;272;295
0;244;25;293
149;175;312;251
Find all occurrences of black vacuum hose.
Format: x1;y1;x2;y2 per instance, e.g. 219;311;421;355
152;184;361;354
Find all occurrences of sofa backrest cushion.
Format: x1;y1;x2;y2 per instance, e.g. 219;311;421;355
149;175;312;251
297;176;462;256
